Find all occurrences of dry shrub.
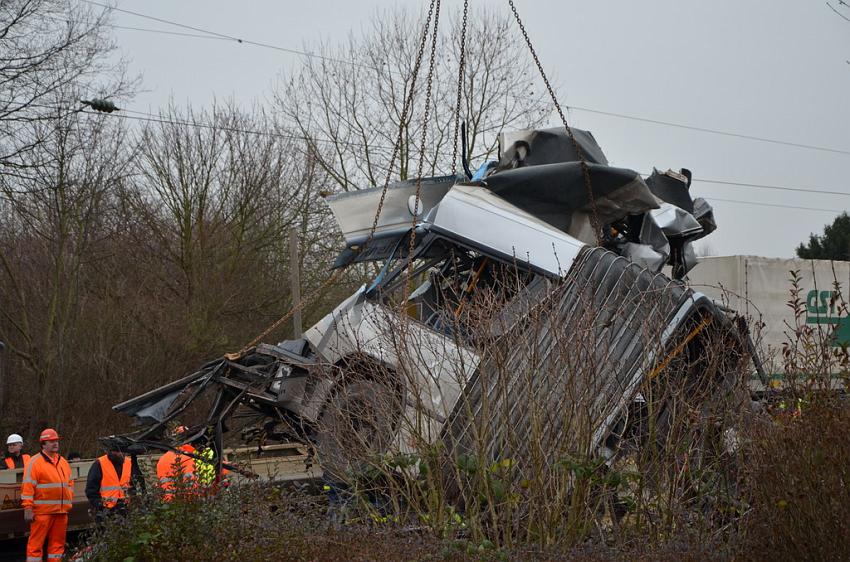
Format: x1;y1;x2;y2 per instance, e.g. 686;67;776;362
76;481;580;561
81;481;730;562
738;397;850;562
734;267;850;561
314;250;751;553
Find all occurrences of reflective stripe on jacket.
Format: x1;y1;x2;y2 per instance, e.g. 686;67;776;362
97;455;131;509
20;453;73;514
156;445;196;500
4;454;30;470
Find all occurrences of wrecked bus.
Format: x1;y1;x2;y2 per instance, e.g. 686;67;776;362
111;127;755;486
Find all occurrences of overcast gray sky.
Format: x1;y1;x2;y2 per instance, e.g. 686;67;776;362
105;0;850;258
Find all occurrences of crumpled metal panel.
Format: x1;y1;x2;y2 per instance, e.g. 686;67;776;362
441;246;721;478
621;241;668;272
645;168;694;213
113;369;208;423
497;127;609;168
430;184;586;276
480;162;658;244
650;202;704;239
326;175;457;245
691;197;717;240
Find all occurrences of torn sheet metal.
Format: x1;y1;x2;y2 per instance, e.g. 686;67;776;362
497;126;609;168
113;369;209;424
692;197;717;239
479;162;658;243
645;168;694;213
650;202;703;239
326;175;457;267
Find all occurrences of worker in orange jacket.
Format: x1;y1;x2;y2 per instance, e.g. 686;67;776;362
86;442;146;527
21;428;73;562
156;442;197;501
3;433;30;470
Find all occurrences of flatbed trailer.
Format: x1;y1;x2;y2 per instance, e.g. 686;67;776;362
0;443;321;540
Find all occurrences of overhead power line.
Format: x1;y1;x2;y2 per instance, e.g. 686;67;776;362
567;105;850;156
0;97;404;151
692;177;850;197
640;170;850;199
706;197;841;214
81;0;378;70
82;107;397;151
3;98;847;213
103;22;233;41
83;1;850;159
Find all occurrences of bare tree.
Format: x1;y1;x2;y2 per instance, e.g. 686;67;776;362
827;0;850;22
0;0;132;178
127;103;344;358
0;99;362;443
274;6;551;192
0;105;134;434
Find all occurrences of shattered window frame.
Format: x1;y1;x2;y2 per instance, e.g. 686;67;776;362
364;230;542;337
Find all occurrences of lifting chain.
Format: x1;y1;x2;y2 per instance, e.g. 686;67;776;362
227;0;439;359
507;0;602;245
450;0;469;176
224;268;345;360
401;0;443;310
366;0;439;254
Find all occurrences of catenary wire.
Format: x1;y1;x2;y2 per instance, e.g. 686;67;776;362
79;0;850;159
705;197;840;214
2;98;848;207
81;0;379;70
568;105;850;157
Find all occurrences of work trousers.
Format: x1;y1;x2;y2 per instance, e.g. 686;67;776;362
26;513;68;561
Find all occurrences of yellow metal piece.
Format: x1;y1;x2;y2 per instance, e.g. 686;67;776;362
648;316;712;380
454;258;489;317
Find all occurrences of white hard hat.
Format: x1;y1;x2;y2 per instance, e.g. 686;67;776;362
6;434;23;445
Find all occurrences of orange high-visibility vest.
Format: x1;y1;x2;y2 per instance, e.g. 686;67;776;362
20;453;73;514
4;454;30;470
156;445;196;501
97;455;131;509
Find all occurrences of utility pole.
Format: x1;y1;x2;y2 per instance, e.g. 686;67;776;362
0;341;5;414
288;228;303;338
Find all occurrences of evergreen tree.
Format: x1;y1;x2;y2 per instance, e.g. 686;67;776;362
796;212;850;261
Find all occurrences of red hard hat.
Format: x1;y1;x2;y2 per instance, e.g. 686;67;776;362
39;428;60;442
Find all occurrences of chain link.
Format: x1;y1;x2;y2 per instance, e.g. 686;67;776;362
450;0;469;176
226;267;345;359
364;0;438;254
228;0;439;359
507;0;602;245
400;0;442;311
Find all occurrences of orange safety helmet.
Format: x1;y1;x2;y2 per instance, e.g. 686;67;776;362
39;428;60;442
